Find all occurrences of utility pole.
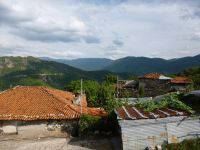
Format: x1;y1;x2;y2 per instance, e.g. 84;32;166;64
80;79;83;114
117;76;119;98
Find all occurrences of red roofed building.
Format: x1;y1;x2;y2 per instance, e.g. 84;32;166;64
171;76;192;91
138;73;172;97
0;86;106;138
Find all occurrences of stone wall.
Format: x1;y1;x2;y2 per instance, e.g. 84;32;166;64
139;79;171;97
0;120;79;139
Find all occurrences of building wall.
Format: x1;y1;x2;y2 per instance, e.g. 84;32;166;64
139;79;171;97
119;116;200;150
0;120;78;139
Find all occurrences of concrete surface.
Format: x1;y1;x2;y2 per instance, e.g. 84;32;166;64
0;136;122;150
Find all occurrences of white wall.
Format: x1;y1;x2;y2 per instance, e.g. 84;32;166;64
1;120;78;139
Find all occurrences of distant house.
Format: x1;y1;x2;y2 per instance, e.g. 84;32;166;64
115;106;200;150
138;73;172;97
116;80;138;98
170;76;192;91
0;86;106;138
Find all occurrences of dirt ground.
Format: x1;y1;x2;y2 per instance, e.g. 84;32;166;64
0;136;122;150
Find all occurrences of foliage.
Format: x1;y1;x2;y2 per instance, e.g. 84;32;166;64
180;94;200;113
66;80;119;112
162;138;200;150
0;56;128;91
66;80;100;107
104;74;117;84
135;93;193;113
79;115;101;132
138;84;145;97
128;75;138;80
182;67;200;90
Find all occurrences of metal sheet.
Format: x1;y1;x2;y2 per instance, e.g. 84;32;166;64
167;119;200;143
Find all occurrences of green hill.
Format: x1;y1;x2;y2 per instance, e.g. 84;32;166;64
103;54;200;74
41;57;113;71
0;56;128;91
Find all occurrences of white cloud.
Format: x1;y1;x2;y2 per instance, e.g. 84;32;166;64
0;0;200;59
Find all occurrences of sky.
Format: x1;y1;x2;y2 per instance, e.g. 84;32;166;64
0;0;200;60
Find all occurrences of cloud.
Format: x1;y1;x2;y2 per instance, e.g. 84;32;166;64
76;0;127;5
0;1;100;44
104;49;127;59
113;39;124;47
0;1;31;25
0;0;200;59
191;32;200;41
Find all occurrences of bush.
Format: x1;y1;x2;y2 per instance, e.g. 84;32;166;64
162;138;200;150
79;115;101;132
135;93;193;113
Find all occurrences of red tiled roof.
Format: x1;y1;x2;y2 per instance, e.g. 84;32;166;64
0;86;107;120
115;106;188;120
171;77;192;84
139;73;163;79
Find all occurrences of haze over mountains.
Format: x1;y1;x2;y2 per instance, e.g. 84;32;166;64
41;57;112;71
42;54;200;74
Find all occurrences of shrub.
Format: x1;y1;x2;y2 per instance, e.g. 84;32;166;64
162;138;200;150
135;93;193;113
79;115;101;132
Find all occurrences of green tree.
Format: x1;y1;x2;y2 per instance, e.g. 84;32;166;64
66;80;100;107
104;74;117;84
182;67;200;90
66;80;119;112
138;84;145;97
97;82;118;112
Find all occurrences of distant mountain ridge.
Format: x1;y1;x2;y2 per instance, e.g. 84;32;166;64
41;54;200;74
104;54;200;74
41;57;113;71
0;56;128;91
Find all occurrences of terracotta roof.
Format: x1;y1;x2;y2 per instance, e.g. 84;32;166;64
139;73;163;79
0;86;107;120
171;77;192;84
115;106;188;120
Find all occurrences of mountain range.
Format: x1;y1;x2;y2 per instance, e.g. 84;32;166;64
41;57;113;71
41;54;200;74
0;56;128;91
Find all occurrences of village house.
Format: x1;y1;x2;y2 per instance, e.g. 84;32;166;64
116;80;138;98
170;76;192;91
0;86;106;139
115;106;200;150
138;72;172;97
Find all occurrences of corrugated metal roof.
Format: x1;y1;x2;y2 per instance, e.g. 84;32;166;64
115;106;188;120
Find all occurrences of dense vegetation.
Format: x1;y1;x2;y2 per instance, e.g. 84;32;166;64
104;54;200;74
181;67;200;89
162;138;200;150
135;93;193;113
180;94;200;113
0;56;128;91
66;78;120;112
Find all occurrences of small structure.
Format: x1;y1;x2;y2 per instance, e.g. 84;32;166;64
0;86;106;139
170;76;192;91
115;106;200;150
116;80;138;98
139;73;172;97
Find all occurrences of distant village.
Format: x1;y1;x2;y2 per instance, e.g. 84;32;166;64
0;72;199;150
